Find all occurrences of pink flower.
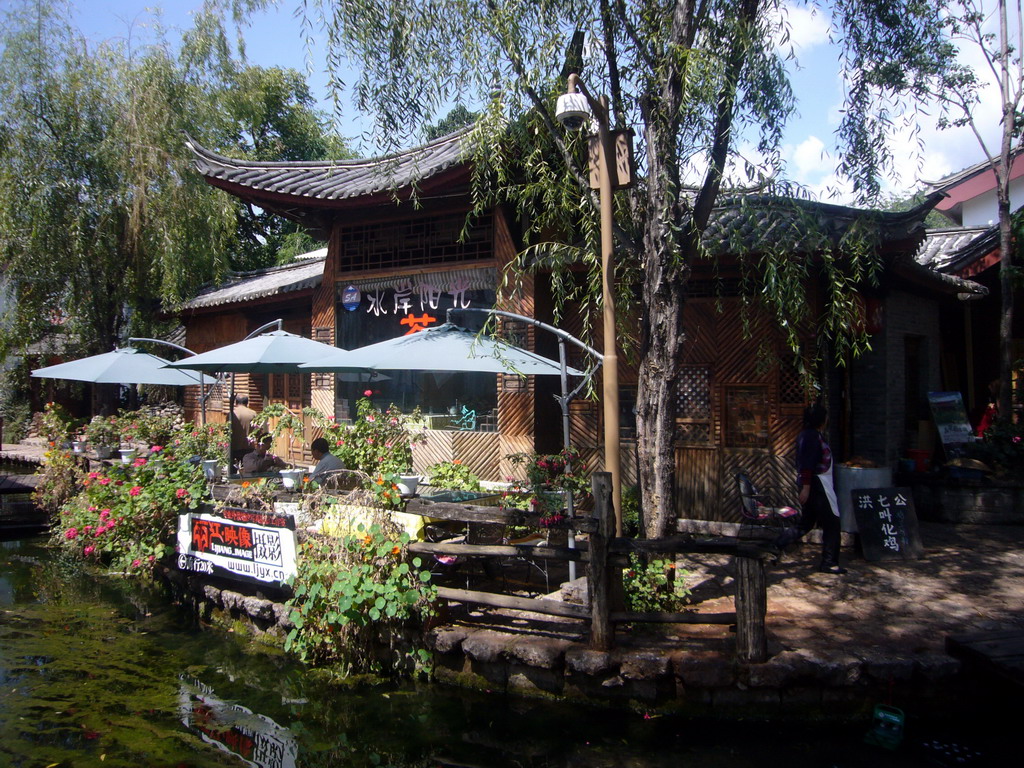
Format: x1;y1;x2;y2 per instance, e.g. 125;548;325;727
131;559;141;568
98;478;110;486
176;488;188;499
83;545;95;556
65;528;78;540
1015;436;1022;444
150;445;163;452
129;486;142;496
99;509;111;521
364;389;373;397
88;472;99;480
133;457;147;467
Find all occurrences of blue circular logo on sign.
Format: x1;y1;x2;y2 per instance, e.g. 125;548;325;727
341;285;361;312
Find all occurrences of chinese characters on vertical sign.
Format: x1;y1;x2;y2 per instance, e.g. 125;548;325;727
361;278;474;334
851;487;923;561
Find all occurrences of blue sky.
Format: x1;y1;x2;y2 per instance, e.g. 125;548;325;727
70;1;999;205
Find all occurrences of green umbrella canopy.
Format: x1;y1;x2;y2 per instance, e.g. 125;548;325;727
299;323;585;376
165;330;355;374
31;347;205;387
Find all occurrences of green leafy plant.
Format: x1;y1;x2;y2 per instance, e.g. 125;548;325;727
33;446;85;515
426;460;481;491
39;401;75;445
83;415;120;447
252;402;306;448
284;521;436;676
166;421;228;461
623;554;691;613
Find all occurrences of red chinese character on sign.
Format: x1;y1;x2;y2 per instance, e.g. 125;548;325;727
400;313;437;335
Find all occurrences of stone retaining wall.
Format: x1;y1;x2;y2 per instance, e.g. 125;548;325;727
426;625;966;719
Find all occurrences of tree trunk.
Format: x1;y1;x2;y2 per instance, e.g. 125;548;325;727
634;156;691;539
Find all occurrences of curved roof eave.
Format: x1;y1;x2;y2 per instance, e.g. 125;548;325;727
185;127;474;207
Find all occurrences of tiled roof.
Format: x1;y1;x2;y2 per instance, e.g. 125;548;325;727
915;227;990;270
703;193;943;255
184;255;325;310
186;129;471;204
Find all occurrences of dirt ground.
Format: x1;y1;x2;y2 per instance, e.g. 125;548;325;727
675;521;1024;657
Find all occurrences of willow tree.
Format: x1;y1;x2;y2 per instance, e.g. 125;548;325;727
283;0;956;537
0;1;346;364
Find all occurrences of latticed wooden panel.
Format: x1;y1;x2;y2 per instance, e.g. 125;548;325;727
336;213;494;272
497;391;533;437
569;400;600;449
500;434;534;482
412;431;454;476
718;450;797;523
452;431;501;481
675;364;713;445
673;447;720;522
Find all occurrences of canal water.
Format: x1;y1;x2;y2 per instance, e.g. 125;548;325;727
0;535;1012;768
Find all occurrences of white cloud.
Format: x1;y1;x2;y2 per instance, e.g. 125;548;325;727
780;2;832;56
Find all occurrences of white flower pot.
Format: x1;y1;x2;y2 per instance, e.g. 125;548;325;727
280;469;305;490
72;441;87;454
201;459;221;480
397;474;420;497
119;448;137;464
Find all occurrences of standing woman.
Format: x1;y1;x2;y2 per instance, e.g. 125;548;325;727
777;403;846;574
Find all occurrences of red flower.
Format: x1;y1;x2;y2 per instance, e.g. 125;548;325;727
176;488;188;499
65;528;78;540
129;486;142;496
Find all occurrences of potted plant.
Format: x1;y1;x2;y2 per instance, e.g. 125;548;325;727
84;416;120;459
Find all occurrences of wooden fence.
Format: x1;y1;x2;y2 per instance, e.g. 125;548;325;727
406;472;774;662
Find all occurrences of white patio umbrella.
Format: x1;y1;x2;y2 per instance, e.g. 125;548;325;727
31;347;205;387
298;323;584;376
164;330;347;373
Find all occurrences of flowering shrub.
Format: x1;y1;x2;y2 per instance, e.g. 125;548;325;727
315;395;423;477
52;453;209;571
426;460;481;491
285;521;435;675
501;447;591;527
967;417;1024;476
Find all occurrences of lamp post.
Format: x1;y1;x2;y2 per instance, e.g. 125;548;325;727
556;73;625;535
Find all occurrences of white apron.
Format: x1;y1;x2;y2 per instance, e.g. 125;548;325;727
818;462;839;517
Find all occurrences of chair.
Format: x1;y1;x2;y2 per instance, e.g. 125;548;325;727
735;470;799;529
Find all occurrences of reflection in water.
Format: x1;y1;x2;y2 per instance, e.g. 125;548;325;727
179;676;298;768
0;538;1012;768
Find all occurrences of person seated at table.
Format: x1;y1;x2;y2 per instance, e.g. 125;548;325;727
240;436;289;477
309;437;344;483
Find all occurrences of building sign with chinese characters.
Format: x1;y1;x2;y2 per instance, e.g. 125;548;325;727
851;487;924;561
175;506;297;586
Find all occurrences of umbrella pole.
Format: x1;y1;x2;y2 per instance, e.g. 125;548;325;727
558;336;578;582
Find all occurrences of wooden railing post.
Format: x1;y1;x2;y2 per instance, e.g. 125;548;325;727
735;554;768;663
589;472;613;650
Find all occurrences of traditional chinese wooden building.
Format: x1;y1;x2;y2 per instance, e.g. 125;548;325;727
180;130;985;525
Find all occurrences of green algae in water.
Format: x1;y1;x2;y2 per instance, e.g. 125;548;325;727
1;539;1017;768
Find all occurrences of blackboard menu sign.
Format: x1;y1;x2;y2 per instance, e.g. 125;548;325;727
851;487;924;561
